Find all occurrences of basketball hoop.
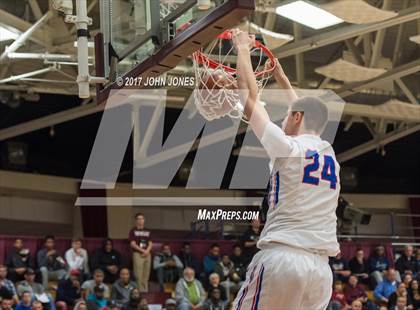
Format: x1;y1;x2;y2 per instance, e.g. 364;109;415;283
192;29;276;121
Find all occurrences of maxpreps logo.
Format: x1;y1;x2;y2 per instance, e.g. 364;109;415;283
76;89;344;206
197;209;259;221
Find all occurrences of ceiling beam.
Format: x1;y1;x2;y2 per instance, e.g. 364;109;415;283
273;5;420;58
337;124;420;163
335;59;420;98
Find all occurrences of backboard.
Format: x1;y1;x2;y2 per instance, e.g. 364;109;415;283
96;0;255;102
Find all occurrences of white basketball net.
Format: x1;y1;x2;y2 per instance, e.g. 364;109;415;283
192;31;275;121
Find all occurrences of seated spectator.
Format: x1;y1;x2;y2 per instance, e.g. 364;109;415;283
202;288;226;310
163;298;176;310
415;249;420;276
378;306;388;310
73;301;86;310
17;269;44;297
37;236;67;290
153;243;183;290
111;268;137;308
122;288;141;310
388;283;411;310
214;254;242;297
329;281;348;310
56;270;82;310
31;301;43;310
65;239;89;279
241;219;261;264
91;238;121;284
402;274;412;289
15;291;33;310
86;285;109;310
374;268;398;304
396;246;416;278
370;245;391;287
408;279;420;309
351;300;363;310
230;245;246;283
81;269;109;299
175;267;205;310
138;297;148;310
179;243;200;275
393;296;408;310
0;299;13;310
330;253;351;283
344;275;375;310
207;273;227;303
349;249;369;285
6;239;33;283
203;244;221;278
0;265;19;305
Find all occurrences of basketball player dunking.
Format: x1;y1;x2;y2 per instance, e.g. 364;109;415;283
231;29;341;309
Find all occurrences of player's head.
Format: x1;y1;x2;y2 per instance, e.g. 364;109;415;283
282;96;328;136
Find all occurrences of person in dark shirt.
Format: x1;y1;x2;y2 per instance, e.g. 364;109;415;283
203;244;220;278
230;245;246;283
344;275;376;310
202;288;226;310
56;270;82;310
395;245;416;278
91;238;121;284
6;239;33;283
207;273;227;303
329;253;351;283
178;243;200;275
153;244;183;290
129;213;152;292
240;219;261;264
408;279;420;310
37;235;67;289
15;291;32;310
369;245;391;287
349;248;370;285
388;282;412;310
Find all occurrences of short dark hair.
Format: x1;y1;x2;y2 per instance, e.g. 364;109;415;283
291;96;328;134
135;212;145;219
44;235;55;242
210;243;220;249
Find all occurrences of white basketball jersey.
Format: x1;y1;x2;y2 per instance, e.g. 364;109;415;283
257;122;341;256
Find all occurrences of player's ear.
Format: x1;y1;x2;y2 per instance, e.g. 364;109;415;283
293;111;304;124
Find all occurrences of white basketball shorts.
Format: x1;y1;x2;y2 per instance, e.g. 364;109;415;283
232;243;332;310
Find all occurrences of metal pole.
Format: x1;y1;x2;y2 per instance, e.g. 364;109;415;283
75;0;90;98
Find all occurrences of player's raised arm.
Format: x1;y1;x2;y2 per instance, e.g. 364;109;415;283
232;29;270;139
233;30;294;160
270;58;299;102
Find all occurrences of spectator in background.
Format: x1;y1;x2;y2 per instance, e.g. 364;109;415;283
111;268;137;309
163;298;176;310
396;246;416;278
175;267;205;310
122;288;141;310
214;254;242;297
65;239;89;279
56;270;82;310
153;243;183;290
351;300;363;310
402;274;413;289
394;296;408;310
0;299;13;310
91;238;121;284
414;249;420;276
81;269;109;300
203;244;220;278
0;265;19;305
15;291;33;310
241;219;261;264
37;236;67;289
374;268;398;304
6;239;33;283
86;285;108;310
344;275;376;310
31;301;43;310
388;283;411;310
138;297;148;310
129;213;152;292
349;249;370;285
408;279;420;309
179;243;200;275
329;281;348;310
370;245;391;287
230;245;246;283
330;253;351;283
202;288;226;310
207;273;227;303
16;269;44;296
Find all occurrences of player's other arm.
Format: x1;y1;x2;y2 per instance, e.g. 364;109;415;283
271;58;299;102
233;30;294;159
